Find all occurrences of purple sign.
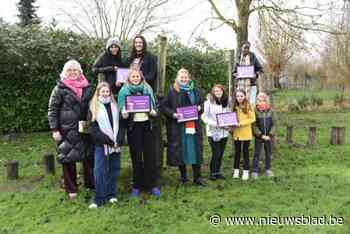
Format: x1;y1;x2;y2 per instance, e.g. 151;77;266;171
116;68;129;83
176;105;198;123
125;95;150;113
216;112;238;127
237;65;255;78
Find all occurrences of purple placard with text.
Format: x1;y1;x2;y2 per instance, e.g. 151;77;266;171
176;105;198;123
116;68;129;83
216;112;238;127
237;65;255;78
125;95;150;113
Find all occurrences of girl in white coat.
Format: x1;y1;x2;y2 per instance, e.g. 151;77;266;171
201;84;231;180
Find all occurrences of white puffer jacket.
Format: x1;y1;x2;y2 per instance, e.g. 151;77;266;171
201;94;230;139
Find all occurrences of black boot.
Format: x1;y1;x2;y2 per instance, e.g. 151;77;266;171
193;164;206;186
178;165;188;184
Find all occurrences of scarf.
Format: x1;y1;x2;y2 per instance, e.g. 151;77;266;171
118;81;156;112
62;74;89;99
256;103;271;112
96;101;120;156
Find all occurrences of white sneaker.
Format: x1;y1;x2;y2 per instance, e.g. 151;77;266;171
88;203;98;209
265;170;274;177
242;170;249;180
251;172;258;180
232;169;240;179
109;198;118;204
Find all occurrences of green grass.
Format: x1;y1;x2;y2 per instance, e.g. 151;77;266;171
1;90;350;234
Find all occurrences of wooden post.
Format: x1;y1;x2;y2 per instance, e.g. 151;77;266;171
307;127;317;146
330;127;346;145
286;126;293;145
6;160;19;180
226;49;235;160
43;154;55;175
338;127;346;145
225;49;235;101
155;34;167;173
157;34;167;96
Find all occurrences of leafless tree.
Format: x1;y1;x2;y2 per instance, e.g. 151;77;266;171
257;10;305;89
206;0;343;57
58;0;179;40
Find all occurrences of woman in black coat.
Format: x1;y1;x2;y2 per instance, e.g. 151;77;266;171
92;37;127;95
128;35;158;92
160;68;205;186
48;59;94;199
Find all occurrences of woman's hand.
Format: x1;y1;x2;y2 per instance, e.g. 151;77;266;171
115;81;122;87
122;108;129;119
173;113;182;119
52;131;62;142
150;109;158;117
262;135;270;141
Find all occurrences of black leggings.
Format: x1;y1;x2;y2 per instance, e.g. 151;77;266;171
233;140;250;170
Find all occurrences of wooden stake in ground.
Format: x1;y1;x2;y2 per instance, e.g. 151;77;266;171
330;127;346;145
43;154;55;175
286;126;293;145
307;127;317;146
6;160;19;180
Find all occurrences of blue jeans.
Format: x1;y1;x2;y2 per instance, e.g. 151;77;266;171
94;147;121;206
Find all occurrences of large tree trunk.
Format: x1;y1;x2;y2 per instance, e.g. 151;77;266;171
235;1;250;58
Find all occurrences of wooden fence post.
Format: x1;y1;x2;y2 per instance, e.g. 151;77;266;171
155;34;167;173
43;154;55;175
286;126;293;145
157;34;167;96
6;160;19;180
330;127;346;145
307;127;317;146
226;49;235;159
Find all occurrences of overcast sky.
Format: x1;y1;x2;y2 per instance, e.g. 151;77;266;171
0;0;263;50
1;0;341;59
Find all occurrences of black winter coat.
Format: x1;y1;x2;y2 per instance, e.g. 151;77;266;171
48;80;94;163
160;87;204;166
92;51;127;94
128;51;158;91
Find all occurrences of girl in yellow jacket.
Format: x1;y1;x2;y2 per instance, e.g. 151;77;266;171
232;89;256;180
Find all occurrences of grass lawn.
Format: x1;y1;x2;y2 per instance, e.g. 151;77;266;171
0;89;349;234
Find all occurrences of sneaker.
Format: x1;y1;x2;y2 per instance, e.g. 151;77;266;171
208;174;217;181
131;188;140;198
68;193;77;199
216;174;226;180
88;203;98;209
151;187;161;198
109;198;118;204
265;170;274;177
232;169;240;179
242;170;249;181
193;178;206;187
251;172;258;180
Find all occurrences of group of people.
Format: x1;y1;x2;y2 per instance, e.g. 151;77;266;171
48;36;275;209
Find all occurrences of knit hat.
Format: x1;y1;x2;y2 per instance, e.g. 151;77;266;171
106;37;120;50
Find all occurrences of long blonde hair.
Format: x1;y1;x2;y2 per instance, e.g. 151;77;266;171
89;82;117;121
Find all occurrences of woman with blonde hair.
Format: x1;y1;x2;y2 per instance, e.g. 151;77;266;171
48;59;94;199
118;66;159;198
160;68;205;186
88;82;121;208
